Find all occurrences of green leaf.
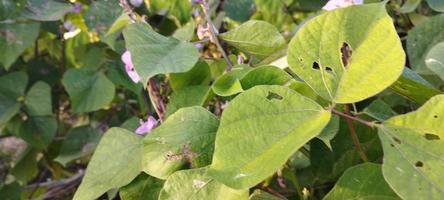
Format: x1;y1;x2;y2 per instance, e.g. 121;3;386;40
219;20;286;59
84;0;122;37
425;42;444;81
407;14;444;74
287;3;405;103
0;182;21;200
62;68;115;113
169;60;211;91
253;0;293;31
289;0;325;12
316;115;339;150
240;65;294;90
223;0;254;22
21;0;73;21
362;99;397;121
24;81;52;116
159;168;248;200
123;23;199;85
212;65;251;97
209;85;331;189
0;0;25;21
0;22;40;70
377;95;444;199
390;68;442;104
17;116;57;149
11;147;39;184
0;71;27;125
166;85;211;117
142;107;219;179
427;0;444;12
249;190;281;200
120;173;164;200
73;128;143;200
54;126;101;166
324;163;400;200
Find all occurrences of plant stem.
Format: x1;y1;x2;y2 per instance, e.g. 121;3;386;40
344;105;368;162
148;78;166;121
286;168;303;200
200;0;233;71
331;109;375;128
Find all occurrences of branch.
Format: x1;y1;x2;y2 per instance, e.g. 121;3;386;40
200;0;234;71
344;105;368;162
331;109;375;128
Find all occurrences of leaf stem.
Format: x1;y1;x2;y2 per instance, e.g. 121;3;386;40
200;1;234;71
343;105;368;162
331;109;375;128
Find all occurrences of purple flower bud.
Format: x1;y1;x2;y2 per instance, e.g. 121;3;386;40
322;0;363;11
72;3;82;14
237;55;244;65
135;116;158;135
190;0;204;5
121;50;141;83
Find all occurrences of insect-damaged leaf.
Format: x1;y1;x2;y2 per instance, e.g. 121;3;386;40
377;95;444;199
287;3;405;103
209;85;330;189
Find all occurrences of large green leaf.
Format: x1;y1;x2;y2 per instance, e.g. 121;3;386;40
427;0;444;12
165;85;211;117
223;0;254;22
73;128;143;200
425;42;444;81
407;14;444;74
287;3;405;103
142;107;219;179
54;126;101;166
240;65;294;90
24;81;52;116
62;68;115;113
377;95;444;199
21;0;73;21
169;60;211;91
209;85;331;189
120;173;164;200
0;0;25;21
17;116;57;149
0;22;40;70
0;71;27;125
219;20;286;59
324;163;400;200
390;68;442;104
159;168;248;200
212;65;251;97
123;23;199;85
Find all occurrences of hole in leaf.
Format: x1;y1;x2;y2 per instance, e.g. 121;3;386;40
299;58;303;62
415;161;424;167
325;67;333;72
392;137;402;144
434;115;438;118
424;133;440;140
341;42;352;67
266;91;283;101
312;62;320;70
390;143;395;147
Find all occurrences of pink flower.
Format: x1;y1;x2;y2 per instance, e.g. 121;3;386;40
322;0;363;11
135;116;158;135
121;50;141;83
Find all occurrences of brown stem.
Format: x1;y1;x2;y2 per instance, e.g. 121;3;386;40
343;105;368;162
200;1;233;71
331;109;375;128
148;78;166;121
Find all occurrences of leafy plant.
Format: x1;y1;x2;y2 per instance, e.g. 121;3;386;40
0;0;443;199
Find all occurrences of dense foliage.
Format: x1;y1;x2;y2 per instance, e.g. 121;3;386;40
1;0;444;199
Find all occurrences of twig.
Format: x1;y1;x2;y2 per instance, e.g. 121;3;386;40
148;78;166;121
331;109;375;128
344;105;368;162
199;0;233;71
25;170;84;190
119;0;137;22
285;167;303;200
